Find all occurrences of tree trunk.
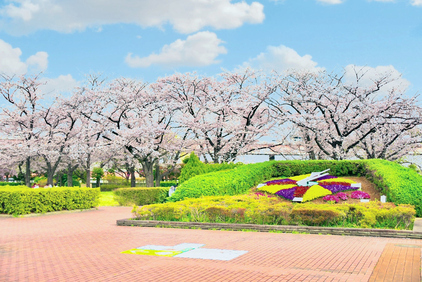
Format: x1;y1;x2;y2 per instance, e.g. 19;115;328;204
142;161;154;187
25;157;31;187
67;164;73;187
130;168;136;187
154;162;161;187
85;154;91;188
57;172;63;187
67;163;79;187
45;162;54;186
96;177;100;188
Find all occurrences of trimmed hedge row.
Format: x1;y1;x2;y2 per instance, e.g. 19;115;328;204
113;187;170;206
0;187;101;215
133;195;416;230
100;181;178;192
0;182;24;186
168;159;422;216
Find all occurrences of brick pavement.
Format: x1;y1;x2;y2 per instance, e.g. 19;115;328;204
1;207;421;282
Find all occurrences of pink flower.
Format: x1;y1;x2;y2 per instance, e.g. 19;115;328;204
336;192;349;200
323;195;340;203
351;191;370;199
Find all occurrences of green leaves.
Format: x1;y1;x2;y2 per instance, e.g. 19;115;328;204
113;187;170;206
0;187;100;215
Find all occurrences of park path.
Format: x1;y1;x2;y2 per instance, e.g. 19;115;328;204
1;207;421;281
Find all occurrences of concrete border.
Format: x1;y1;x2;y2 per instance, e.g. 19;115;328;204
117;218;422;239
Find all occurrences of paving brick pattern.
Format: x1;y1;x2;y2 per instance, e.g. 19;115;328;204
369;243;421;282
1;207;421;281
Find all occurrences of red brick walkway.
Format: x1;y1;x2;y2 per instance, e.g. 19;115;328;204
1;207;421;281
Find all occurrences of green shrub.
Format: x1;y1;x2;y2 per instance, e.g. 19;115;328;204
169;161;275;202
0;187;100;215
178;152;206;184
114;187;170;206
362;159;422;217
0;182;24;186
179;152;241;184
100;184;131;191
159;181;178;187
132;195;415;229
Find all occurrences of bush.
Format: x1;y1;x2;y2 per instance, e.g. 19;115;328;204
0;182;25;186
179;152;241;184
159;181;178;187
178;152;206;184
100;184;131;191
169;161;275;202
114;187;170;206
0;186;100;215
133;195;416;229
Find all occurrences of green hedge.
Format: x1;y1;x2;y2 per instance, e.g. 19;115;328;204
168;159;422;216
362;159;422;216
0;187;101;215
114;187;170;206
169;162;275;202
133;195;416;230
159;181;178;187
179;152;241;184
101;181;178;192
0;182;24;186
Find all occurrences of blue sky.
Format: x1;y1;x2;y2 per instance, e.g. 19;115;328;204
0;0;421;97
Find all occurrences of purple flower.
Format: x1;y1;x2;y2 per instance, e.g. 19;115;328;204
351;191;370;199
320;184;358;194
275;187;296;200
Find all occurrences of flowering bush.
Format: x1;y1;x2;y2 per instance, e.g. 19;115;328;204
351;191;370;199
323;195;340;203
258;174;361;203
336;192;349;201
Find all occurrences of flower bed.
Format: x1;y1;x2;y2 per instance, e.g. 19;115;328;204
258;174;360;202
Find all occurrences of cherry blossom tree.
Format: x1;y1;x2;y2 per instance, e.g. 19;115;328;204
155;69;276;163
270;68;422;160
72;77;190;187
0;74;45;186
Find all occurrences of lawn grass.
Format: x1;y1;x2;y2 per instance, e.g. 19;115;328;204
99;191;120;206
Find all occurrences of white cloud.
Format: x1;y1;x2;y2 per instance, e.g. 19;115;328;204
0;39;48;76
242;45;323;73
26;51;48;72
39;74;78;98
317;0;345;4
0;0;265;35
125;31;227;68
411;0;422;6
343;64;410;93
